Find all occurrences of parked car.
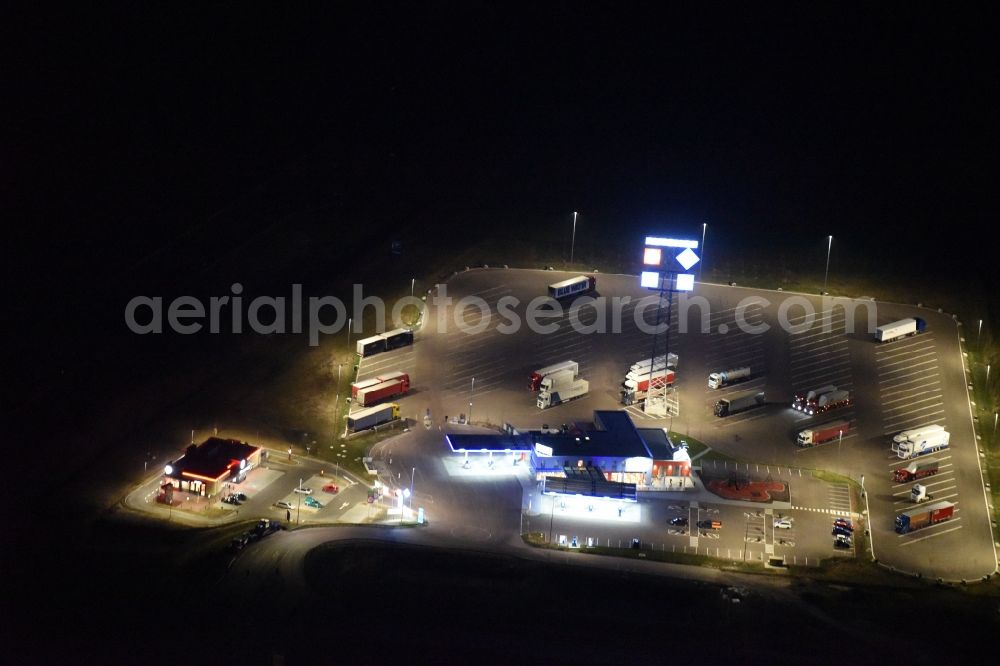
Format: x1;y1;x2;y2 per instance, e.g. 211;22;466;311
833;518;854;531
669;516;688;527
275;500;294;510
773;518;793;530
293;486;313;495
322;484;340;494
304;496;323;509
234;492;249;502
697;520;722;530
832;525;853;538
223;495;242;505
834;534;853;549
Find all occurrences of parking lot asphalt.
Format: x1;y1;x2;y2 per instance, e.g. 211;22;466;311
373;267;995;578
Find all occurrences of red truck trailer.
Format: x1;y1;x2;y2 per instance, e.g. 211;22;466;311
895;501;954;534
796;420;851;446
891;458;940;483
353;372;410;406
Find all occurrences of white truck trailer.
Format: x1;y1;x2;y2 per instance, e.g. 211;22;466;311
896;429;950;460
875;317;926;342
537;379;589;409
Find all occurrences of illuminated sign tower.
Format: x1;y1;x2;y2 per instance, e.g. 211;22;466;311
640;236;699;416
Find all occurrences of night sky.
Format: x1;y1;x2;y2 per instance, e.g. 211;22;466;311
9;4;996;274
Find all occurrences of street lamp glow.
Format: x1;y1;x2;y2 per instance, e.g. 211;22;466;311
570;211;578;264
823;235;833;293
699;223;707;280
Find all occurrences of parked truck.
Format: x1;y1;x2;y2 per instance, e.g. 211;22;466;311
629;353;678;375
708;366;751;390
895;430;950;460
382;328;414;350
352;372;410;406
875;317;926;343
348;403;400;432
537;378;589;409
807;389;851;415
895;501;954;534
714;390;766;417
528;360;579;391
620;369;675;405
796;419;851;446
548;275;596;299
356;334;387;357
892;424;945;446
539;369;577;392
355;328;414;357
791;384;838;412
910;484;933;503
892;458;940;483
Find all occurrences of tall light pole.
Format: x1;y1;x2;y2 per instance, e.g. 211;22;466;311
823;235;833;294
346;317;353;358
410;466;415;509
978;319;983;347
410;278;415;299
987;363;991;386
469;376;475;424
570;211;578;265
699;223;707;280
333;363;343;443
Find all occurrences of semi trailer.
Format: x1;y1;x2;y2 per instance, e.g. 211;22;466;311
892;424;945;446
629;353;679;375
528;360;579;391
708;366;751;390
714;390;765;417
548;275;596;299
875;317;926;343
537;379;589;409
791;385;838;412
352;372;410;407
355;328;415;357
348;403;400;432
807;389;851;415
892;458;940;483
796;420;851;447
895;501;954;534
792;385;851;415
895;430;950;460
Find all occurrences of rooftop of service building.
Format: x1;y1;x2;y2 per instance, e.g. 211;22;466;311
168;437;259;481
446;410;656;459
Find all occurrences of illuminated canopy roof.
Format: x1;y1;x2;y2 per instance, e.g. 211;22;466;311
446;410;681;460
